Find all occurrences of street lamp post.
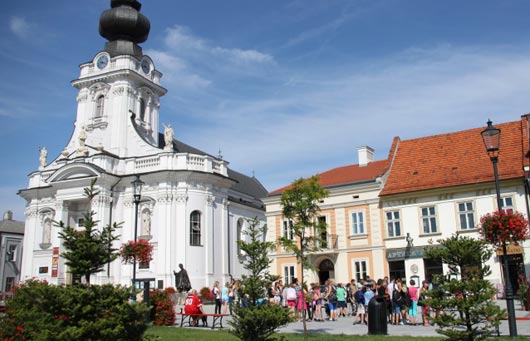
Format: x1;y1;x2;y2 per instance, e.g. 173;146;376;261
131;175;144;301
481;120;517;338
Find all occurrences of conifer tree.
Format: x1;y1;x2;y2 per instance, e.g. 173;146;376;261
57;179;121;284
229;217;291;341
424;235;506;340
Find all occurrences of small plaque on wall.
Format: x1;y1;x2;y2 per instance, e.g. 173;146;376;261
39;267;49;274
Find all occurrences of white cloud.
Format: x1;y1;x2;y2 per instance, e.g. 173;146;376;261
147;25;276;93
9;16;31;40
145;49;211;90
149;21;530;191
174;43;530;190
161;25;274;65
212;47;274;64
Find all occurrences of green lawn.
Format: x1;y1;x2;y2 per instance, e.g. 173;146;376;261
145;326;530;340
144;326;443;340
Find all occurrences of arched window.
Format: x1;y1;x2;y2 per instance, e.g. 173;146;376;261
139;98;146;121
190;211;201;246
237;219;244;256
95;95;104;117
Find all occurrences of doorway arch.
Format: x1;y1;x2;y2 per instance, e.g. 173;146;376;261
318;259;335;285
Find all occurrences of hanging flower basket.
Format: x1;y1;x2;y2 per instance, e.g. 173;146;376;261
479;210;529;247
119;239;154;265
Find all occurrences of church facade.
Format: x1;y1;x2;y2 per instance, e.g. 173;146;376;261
18;0;266;290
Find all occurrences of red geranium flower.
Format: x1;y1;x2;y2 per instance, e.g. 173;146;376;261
479;210;529;247
119;239;154;265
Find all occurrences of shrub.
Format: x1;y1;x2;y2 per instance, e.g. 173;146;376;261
0;279;149;341
200;287;213;301
150;289;176;326
230;304;291;341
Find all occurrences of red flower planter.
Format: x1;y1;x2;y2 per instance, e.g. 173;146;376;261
119;239;154;265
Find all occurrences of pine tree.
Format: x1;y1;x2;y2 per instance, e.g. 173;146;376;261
424;235;506;340
57;179;121;284
229;217;291;341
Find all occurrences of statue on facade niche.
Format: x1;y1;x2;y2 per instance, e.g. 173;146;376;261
43;218;52;244
141;210;151;236
39;147;47;168
76;126;89;157
163;123;174;151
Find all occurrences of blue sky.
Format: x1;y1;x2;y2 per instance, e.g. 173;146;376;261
3;0;530;220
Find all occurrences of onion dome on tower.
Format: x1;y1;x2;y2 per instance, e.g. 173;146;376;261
98;0;150;58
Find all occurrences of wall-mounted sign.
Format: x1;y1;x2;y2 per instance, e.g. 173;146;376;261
496;244;523;256
51;247;59;277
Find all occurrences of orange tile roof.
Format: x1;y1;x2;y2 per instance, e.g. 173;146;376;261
269;159;390;196
380;118;529;196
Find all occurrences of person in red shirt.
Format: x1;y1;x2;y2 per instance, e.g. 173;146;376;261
184;289;204;326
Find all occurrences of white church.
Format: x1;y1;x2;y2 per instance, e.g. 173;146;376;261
18;0;267;290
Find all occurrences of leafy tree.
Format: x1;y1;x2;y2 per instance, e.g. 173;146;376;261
229;217;291;341
279;176;329;338
424;235;506;341
57;179;121;284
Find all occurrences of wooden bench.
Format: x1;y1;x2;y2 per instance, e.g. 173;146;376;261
176;310;229;329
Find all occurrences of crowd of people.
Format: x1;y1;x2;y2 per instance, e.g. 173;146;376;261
266;276;435;326
181;273;437;327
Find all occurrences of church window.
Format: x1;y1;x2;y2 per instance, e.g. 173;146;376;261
139;98;146;121
190;211;201;246
95;95;104;117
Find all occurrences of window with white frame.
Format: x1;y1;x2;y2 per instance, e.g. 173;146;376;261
351;211;365;235
386;210;401;237
283;265;296;285
458;202;475;230
353;260;368;282
190;210;202;246
7;244;16;262
501;197;514;213
421;206;437;234
282;220;294;240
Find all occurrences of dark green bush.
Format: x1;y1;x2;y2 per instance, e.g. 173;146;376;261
0;279;149;341
229;303;291;341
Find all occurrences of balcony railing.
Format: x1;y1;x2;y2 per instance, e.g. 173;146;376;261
313;234;338;251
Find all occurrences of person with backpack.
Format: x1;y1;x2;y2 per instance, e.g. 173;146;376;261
285;282;297;316
312;283;323;321
352;283;366;324
391;281;404;325
325;280;338;321
400;282;411;324
336;283;347;317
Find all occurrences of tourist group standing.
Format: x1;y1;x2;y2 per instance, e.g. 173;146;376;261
264;276;434;327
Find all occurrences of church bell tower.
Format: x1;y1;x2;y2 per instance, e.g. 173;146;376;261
65;0;167;158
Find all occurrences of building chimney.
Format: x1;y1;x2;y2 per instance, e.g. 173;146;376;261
358;146;374;167
3;210;13;221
